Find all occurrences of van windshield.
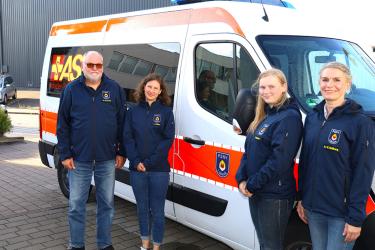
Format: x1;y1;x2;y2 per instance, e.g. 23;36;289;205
257;35;375;116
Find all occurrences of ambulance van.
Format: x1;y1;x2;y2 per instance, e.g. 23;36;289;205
38;0;375;249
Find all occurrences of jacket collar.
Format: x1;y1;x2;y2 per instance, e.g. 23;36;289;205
265;98;299;114
139;99;162;109
313;98;363;118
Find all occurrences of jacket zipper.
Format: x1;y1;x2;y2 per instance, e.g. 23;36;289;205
143;104;150;167
311;117;327;211
92;96;96;164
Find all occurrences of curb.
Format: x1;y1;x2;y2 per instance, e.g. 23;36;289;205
0;136;25;144
7;109;39;115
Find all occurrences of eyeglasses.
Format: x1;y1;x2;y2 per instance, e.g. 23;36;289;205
85;63;103;69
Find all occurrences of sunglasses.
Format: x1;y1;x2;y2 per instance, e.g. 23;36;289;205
85;63;103;69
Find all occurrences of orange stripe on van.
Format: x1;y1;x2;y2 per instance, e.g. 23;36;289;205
40;113;375;213
366;196;375;215
107;8;243;36
106;10;191;31
173;138;243;187
40;110;57;135
50;20;108;36
190;8;244;36
51;7;244;37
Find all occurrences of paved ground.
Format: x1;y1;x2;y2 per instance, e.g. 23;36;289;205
0;91;233;250
7;89;39;110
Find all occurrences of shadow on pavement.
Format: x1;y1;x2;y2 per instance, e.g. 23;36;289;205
6;98;39;109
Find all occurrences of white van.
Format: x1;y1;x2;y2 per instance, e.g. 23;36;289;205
38;1;375;249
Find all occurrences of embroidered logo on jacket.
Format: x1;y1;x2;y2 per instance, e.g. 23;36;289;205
257;124;269;135
328;129;341;145
216;152;230;178
102;91;111;103
153;114;161;126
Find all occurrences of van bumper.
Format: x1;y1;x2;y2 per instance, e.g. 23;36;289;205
38;139;55;167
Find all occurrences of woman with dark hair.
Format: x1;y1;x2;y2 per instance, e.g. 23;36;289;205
123;73;175;250
236;68;303;250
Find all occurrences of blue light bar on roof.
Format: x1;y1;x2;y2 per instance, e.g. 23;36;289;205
171;0;295;9
171;0;212;5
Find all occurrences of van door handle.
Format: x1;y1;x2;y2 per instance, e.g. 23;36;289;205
183;137;205;146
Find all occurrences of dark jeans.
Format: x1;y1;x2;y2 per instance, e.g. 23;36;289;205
249;196;293;250
130;171;169;245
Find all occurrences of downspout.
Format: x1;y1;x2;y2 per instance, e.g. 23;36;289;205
0;0;4;74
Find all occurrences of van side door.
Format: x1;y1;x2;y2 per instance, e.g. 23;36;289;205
173;33;264;249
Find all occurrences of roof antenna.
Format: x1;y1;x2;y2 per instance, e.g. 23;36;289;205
260;0;269;22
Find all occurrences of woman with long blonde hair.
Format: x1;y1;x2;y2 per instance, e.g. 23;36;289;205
236;68;303;250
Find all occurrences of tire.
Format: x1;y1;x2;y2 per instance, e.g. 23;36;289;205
2;94;7;104
284;208;312;250
354;211;375;250
57;163;70;199
285;241;312;250
12;90;17;100
56;160;93;201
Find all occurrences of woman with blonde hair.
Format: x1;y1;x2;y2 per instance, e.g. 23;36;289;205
236;68;303;250
297;62;375;250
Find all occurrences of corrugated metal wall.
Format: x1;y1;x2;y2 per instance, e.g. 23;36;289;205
0;0;172;88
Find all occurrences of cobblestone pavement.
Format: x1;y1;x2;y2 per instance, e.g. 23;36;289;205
0;112;232;250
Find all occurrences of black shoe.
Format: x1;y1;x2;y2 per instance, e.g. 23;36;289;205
70;247;85;250
101;245;114;250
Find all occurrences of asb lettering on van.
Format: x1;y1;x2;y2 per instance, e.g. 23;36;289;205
48;49;83;97
38;1;375;249
39;49;84;151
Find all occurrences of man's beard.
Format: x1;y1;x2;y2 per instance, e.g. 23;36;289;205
84;72;102;83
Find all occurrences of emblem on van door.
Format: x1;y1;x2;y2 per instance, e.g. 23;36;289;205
216;152;230;178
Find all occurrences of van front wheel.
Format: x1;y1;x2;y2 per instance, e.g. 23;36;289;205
57;165;70;199
57;162;93;201
285;242;312;250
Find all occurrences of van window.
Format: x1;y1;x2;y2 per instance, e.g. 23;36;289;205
257;35;375;114
47;43;181;105
195;43;259;122
4;77;9;85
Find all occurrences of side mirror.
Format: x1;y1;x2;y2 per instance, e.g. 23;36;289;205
232;88;256;135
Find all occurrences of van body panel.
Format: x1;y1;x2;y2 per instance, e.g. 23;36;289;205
39;1;375;249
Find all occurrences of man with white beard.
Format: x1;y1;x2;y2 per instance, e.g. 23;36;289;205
57;51;126;250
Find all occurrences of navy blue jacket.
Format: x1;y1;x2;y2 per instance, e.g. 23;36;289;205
236;99;303;199
299;99;375;227
124;100;175;172
57;74;126;162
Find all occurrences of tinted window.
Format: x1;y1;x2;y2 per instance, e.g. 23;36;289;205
257;35;375;114
4;77;11;85
195;43;259;122
47;43;181;104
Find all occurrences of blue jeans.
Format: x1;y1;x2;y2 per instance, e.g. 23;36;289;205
249;196;293;250
306;210;354;250
130;171;169;245
68;160;115;249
